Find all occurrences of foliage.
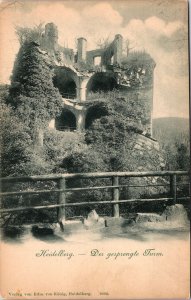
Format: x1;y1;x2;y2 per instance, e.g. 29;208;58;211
60;90;147;175
0;101;53;177
122;50;155;69
123;38;136;56
43;130;87;173
153;118;190;171
60;148;112;217
61;147;108;173
60;89;169;203
90;90;148;121
74;60;94;72
0;84;9;100
85;90;145;146
176;143;190;171
162;136;190;171
15;24;44;45
0;88;32;176
8;39;63;138
2;22;189;222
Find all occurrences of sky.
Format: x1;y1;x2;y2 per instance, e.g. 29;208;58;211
0;0;189;118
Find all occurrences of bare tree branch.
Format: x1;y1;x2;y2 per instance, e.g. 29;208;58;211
96;36;111;49
15;23;45;45
0;0;24;12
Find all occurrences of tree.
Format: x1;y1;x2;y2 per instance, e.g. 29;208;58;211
61;90;165;201
85;91;145;150
8;36;62;145
96;36;111;49
60;90;147;175
0;0;24;12
176;143;190;171
123;38;136;56
153;123;190;171
0;88;30;176
15;24;44;45
0;85;53;176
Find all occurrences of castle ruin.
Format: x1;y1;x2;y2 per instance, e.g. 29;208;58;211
40;23;155;137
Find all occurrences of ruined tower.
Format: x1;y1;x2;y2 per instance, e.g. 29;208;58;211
41;23;155;139
77;37;87;62
43;23;58;51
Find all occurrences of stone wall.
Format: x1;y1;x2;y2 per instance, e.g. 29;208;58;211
132;134;165;170
102;34;123;66
122;133;167;198
86;49;104;66
40;23;155;138
77;38;87;62
118;86;154;135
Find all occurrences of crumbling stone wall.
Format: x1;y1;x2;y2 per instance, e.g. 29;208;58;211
42;23;58;51
118;133;167;199
77;38;87;62
132;134;165;171
102;34;123;66
86;49;104;66
39;23;156;138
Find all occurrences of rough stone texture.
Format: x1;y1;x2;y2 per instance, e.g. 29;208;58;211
37;23;167;184
105;216;124;226
117;132;167;198
38;23;156;137
59;220;84;234
31;224;55;236
77;37;87;62
40;24;123;68
86;49;104;66
132;134;166;171
102;34;123;65
83;209;106;229
31;221;85;235
135;213;163;223
133;205;189;227
162;204;189;224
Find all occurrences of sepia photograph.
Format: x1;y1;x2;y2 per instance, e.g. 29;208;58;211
0;0;190;299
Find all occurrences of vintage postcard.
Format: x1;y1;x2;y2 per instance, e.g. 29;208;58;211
0;0;190;299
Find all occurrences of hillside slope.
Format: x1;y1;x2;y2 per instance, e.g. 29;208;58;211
153;117;189;145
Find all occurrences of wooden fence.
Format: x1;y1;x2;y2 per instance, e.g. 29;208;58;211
62;92;76;100
0;171;190;223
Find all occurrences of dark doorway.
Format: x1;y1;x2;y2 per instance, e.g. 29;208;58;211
53;69;77;99
87;72;117;95
55;109;76;131
85;104;108;129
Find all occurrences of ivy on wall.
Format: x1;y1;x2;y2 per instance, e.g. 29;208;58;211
8;40;63;137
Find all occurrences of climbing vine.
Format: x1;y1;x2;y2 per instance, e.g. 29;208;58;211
8;39;63;137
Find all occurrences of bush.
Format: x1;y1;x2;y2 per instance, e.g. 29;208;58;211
8;39;62;139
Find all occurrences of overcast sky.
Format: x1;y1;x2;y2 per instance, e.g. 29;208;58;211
0;0;189;118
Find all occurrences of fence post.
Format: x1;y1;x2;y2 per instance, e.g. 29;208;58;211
170;174;177;205
58;177;66;223
112;176;120;217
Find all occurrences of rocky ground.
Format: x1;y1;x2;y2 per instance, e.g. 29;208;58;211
1;204;189;243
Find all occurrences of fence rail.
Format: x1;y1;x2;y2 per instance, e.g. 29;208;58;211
0;171;190;223
55;126;77;131
61;92;76;100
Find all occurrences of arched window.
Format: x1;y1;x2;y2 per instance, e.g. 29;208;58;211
86;72;117;96
93;56;101;66
53;68;77;99
85;104;108;129
55;109;76;131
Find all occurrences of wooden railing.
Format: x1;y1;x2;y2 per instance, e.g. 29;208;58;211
55;126;77;131
62;92;76;100
0;171;190;223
